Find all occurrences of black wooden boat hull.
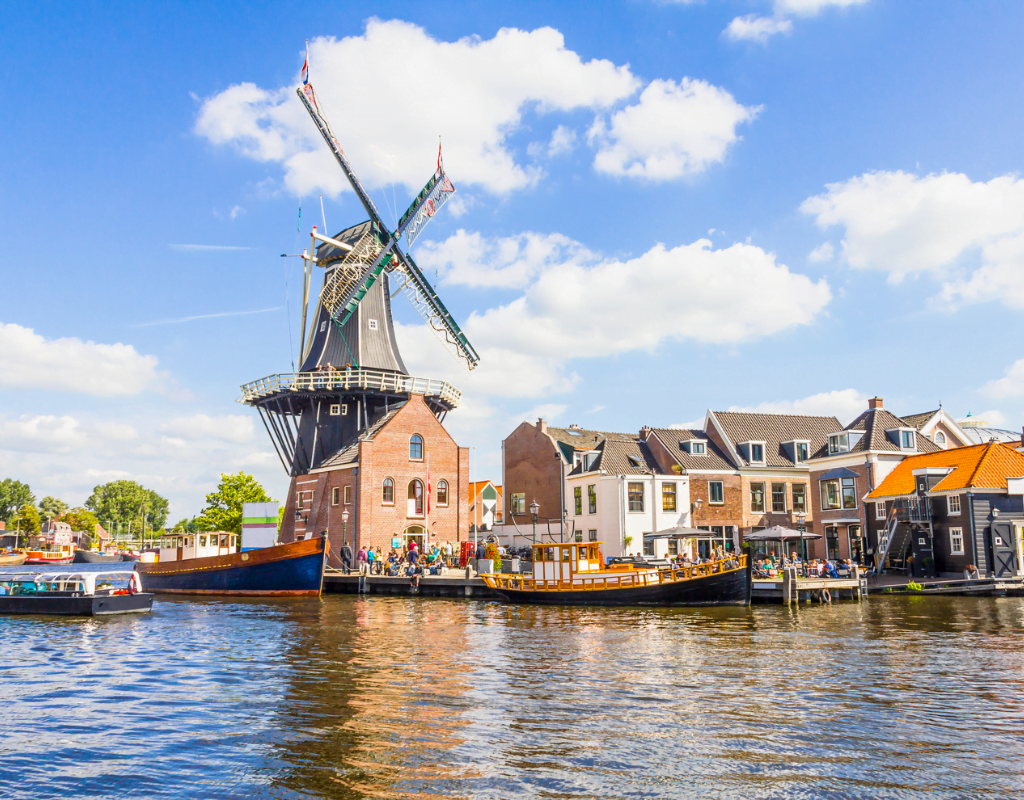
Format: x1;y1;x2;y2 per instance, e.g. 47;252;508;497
491;567;748;606
73;550;124;563
0;593;154;616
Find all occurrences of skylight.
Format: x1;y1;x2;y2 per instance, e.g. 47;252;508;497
567;430;582;436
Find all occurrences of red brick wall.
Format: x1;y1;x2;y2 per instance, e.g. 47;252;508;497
690;473;744;530
809;462;871;560
278;394;468;568
502;420;563;525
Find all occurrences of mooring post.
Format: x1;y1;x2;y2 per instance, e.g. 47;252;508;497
782;567;794;605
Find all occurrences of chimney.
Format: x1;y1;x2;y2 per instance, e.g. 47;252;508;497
640;425;651;439
868;397;883;410
537;417;547;433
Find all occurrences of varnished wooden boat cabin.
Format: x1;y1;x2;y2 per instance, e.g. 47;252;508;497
482;541;749;606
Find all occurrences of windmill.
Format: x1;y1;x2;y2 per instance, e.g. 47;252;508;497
239;53;478;481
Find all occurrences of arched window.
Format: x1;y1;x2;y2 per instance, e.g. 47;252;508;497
382;477;395;505
408;479;424;517
934;431;946;448
410;434;424;460
437;479;449;506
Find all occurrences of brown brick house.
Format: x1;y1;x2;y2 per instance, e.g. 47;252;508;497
807;397;938;564
279;393;468;567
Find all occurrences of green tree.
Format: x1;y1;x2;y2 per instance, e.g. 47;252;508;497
0;479;35;524
63;507;101;548
85;480;169;535
12;504;41;541
39;496;69;520
195;472;274;534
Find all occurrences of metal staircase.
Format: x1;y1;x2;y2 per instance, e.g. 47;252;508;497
873;510;903;574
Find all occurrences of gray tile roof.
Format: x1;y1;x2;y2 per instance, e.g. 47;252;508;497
901;410;938;430
809;407;940;458
547;426;631;451
317;407;403;470
649;428;735;472
711;411;844;467
568;437;664;476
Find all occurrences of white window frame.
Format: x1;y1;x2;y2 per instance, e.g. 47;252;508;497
876;501;887;520
690;441;706;455
770;482;787;514
829;433;850;455
750;482;766;514
368;318;378;330
344;485;352;505
627;482;644;513
947;495;961;515
792;483;807;514
949;526;964;555
329;404;341;416
708;481;725;505
934;431;946;447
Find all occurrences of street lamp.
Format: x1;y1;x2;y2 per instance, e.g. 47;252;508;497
530;500;539;545
341;509;349;548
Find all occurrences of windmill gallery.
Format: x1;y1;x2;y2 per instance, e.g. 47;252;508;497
239;63;479;570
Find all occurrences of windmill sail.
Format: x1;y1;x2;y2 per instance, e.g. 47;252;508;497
397;168;457;249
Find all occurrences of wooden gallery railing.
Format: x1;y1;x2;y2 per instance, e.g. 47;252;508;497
489;554;747;592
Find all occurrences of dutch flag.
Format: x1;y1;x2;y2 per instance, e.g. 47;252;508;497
301;41;309;85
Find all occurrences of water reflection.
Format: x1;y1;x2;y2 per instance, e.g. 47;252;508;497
1;595;1023;799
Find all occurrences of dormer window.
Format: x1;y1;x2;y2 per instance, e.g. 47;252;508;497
582;453;598;471
795;442;809;462
887;428;917;451
829;433;850;454
626;455;642;469
680;440;706;455
739;441;766;464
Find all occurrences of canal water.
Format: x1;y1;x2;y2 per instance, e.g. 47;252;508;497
2;594;1023;799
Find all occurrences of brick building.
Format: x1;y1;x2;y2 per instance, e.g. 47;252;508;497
279;393;469;567
806;397;938;564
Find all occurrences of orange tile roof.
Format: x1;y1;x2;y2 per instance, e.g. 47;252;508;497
867;441;1024;498
469;481;501;503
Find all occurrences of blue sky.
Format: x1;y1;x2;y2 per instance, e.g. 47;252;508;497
3;1;1024;520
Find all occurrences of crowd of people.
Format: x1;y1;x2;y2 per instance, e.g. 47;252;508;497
752;552;856;579
337;539;461;588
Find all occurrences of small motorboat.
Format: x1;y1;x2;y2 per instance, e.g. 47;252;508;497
23;543;76;565
0;571;153;616
119;552;141;562
0;552;27;567
73;549;123;564
482;541;750;606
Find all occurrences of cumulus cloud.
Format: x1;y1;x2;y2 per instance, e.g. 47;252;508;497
589;79;758;180
0;322;168;396
725;0;868;43
808;241;834;262
982;359;1024;398
158;414;255;444
195;20;639;196
728;388;867;424
401;230;830;405
417;229;596;289
801;170;1024;307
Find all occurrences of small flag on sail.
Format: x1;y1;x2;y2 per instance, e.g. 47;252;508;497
301;41;309;85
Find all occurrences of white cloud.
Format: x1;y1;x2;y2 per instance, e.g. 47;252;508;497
589;79;758;180
728;388;867;424
417;229;595;289
0;415;88;454
158;414;255;444
724;15;793;43
808;241;834;262
725;0;868;43
801;170;1024;307
195;20;639;196
469;236;830;357
982;359;1024;398
134;307;281;327
547;125;577;157
976;409;1009;426
0;322;168;396
669;417;706;431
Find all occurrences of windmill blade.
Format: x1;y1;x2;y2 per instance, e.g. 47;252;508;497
391;250;480;370
396;168;457;248
296;85;389;232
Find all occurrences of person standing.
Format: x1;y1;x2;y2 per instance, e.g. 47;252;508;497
357;546;368;575
339;541;353;574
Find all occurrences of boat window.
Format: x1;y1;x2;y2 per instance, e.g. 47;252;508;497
578;545;587;560
589;546;598;561
221;534;228;547
230;535;237;548
199;535;207;547
562;547;571;562
545;547;554;561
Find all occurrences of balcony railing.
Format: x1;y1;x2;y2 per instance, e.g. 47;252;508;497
238;369;461;407
893;496;932;523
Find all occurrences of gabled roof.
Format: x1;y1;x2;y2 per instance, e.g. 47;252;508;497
901;410;938;429
547;426;630;451
569;437;664;476
317;407;403;470
469;481;502;503
710;411;843;468
868;441;1024;498
649;428;735;472
811;407;940;458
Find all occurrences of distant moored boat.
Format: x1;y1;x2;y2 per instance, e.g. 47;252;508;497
73;550;123;564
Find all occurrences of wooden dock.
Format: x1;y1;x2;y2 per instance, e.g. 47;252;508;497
323;570;498;598
751;567;866;604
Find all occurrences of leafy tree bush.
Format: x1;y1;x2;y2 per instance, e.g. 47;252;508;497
12;504;41;539
194;472;274;534
85;480;169;533
39;496;69;519
0;479;35;524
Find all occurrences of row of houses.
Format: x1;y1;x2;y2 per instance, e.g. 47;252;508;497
498;399;1024;579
